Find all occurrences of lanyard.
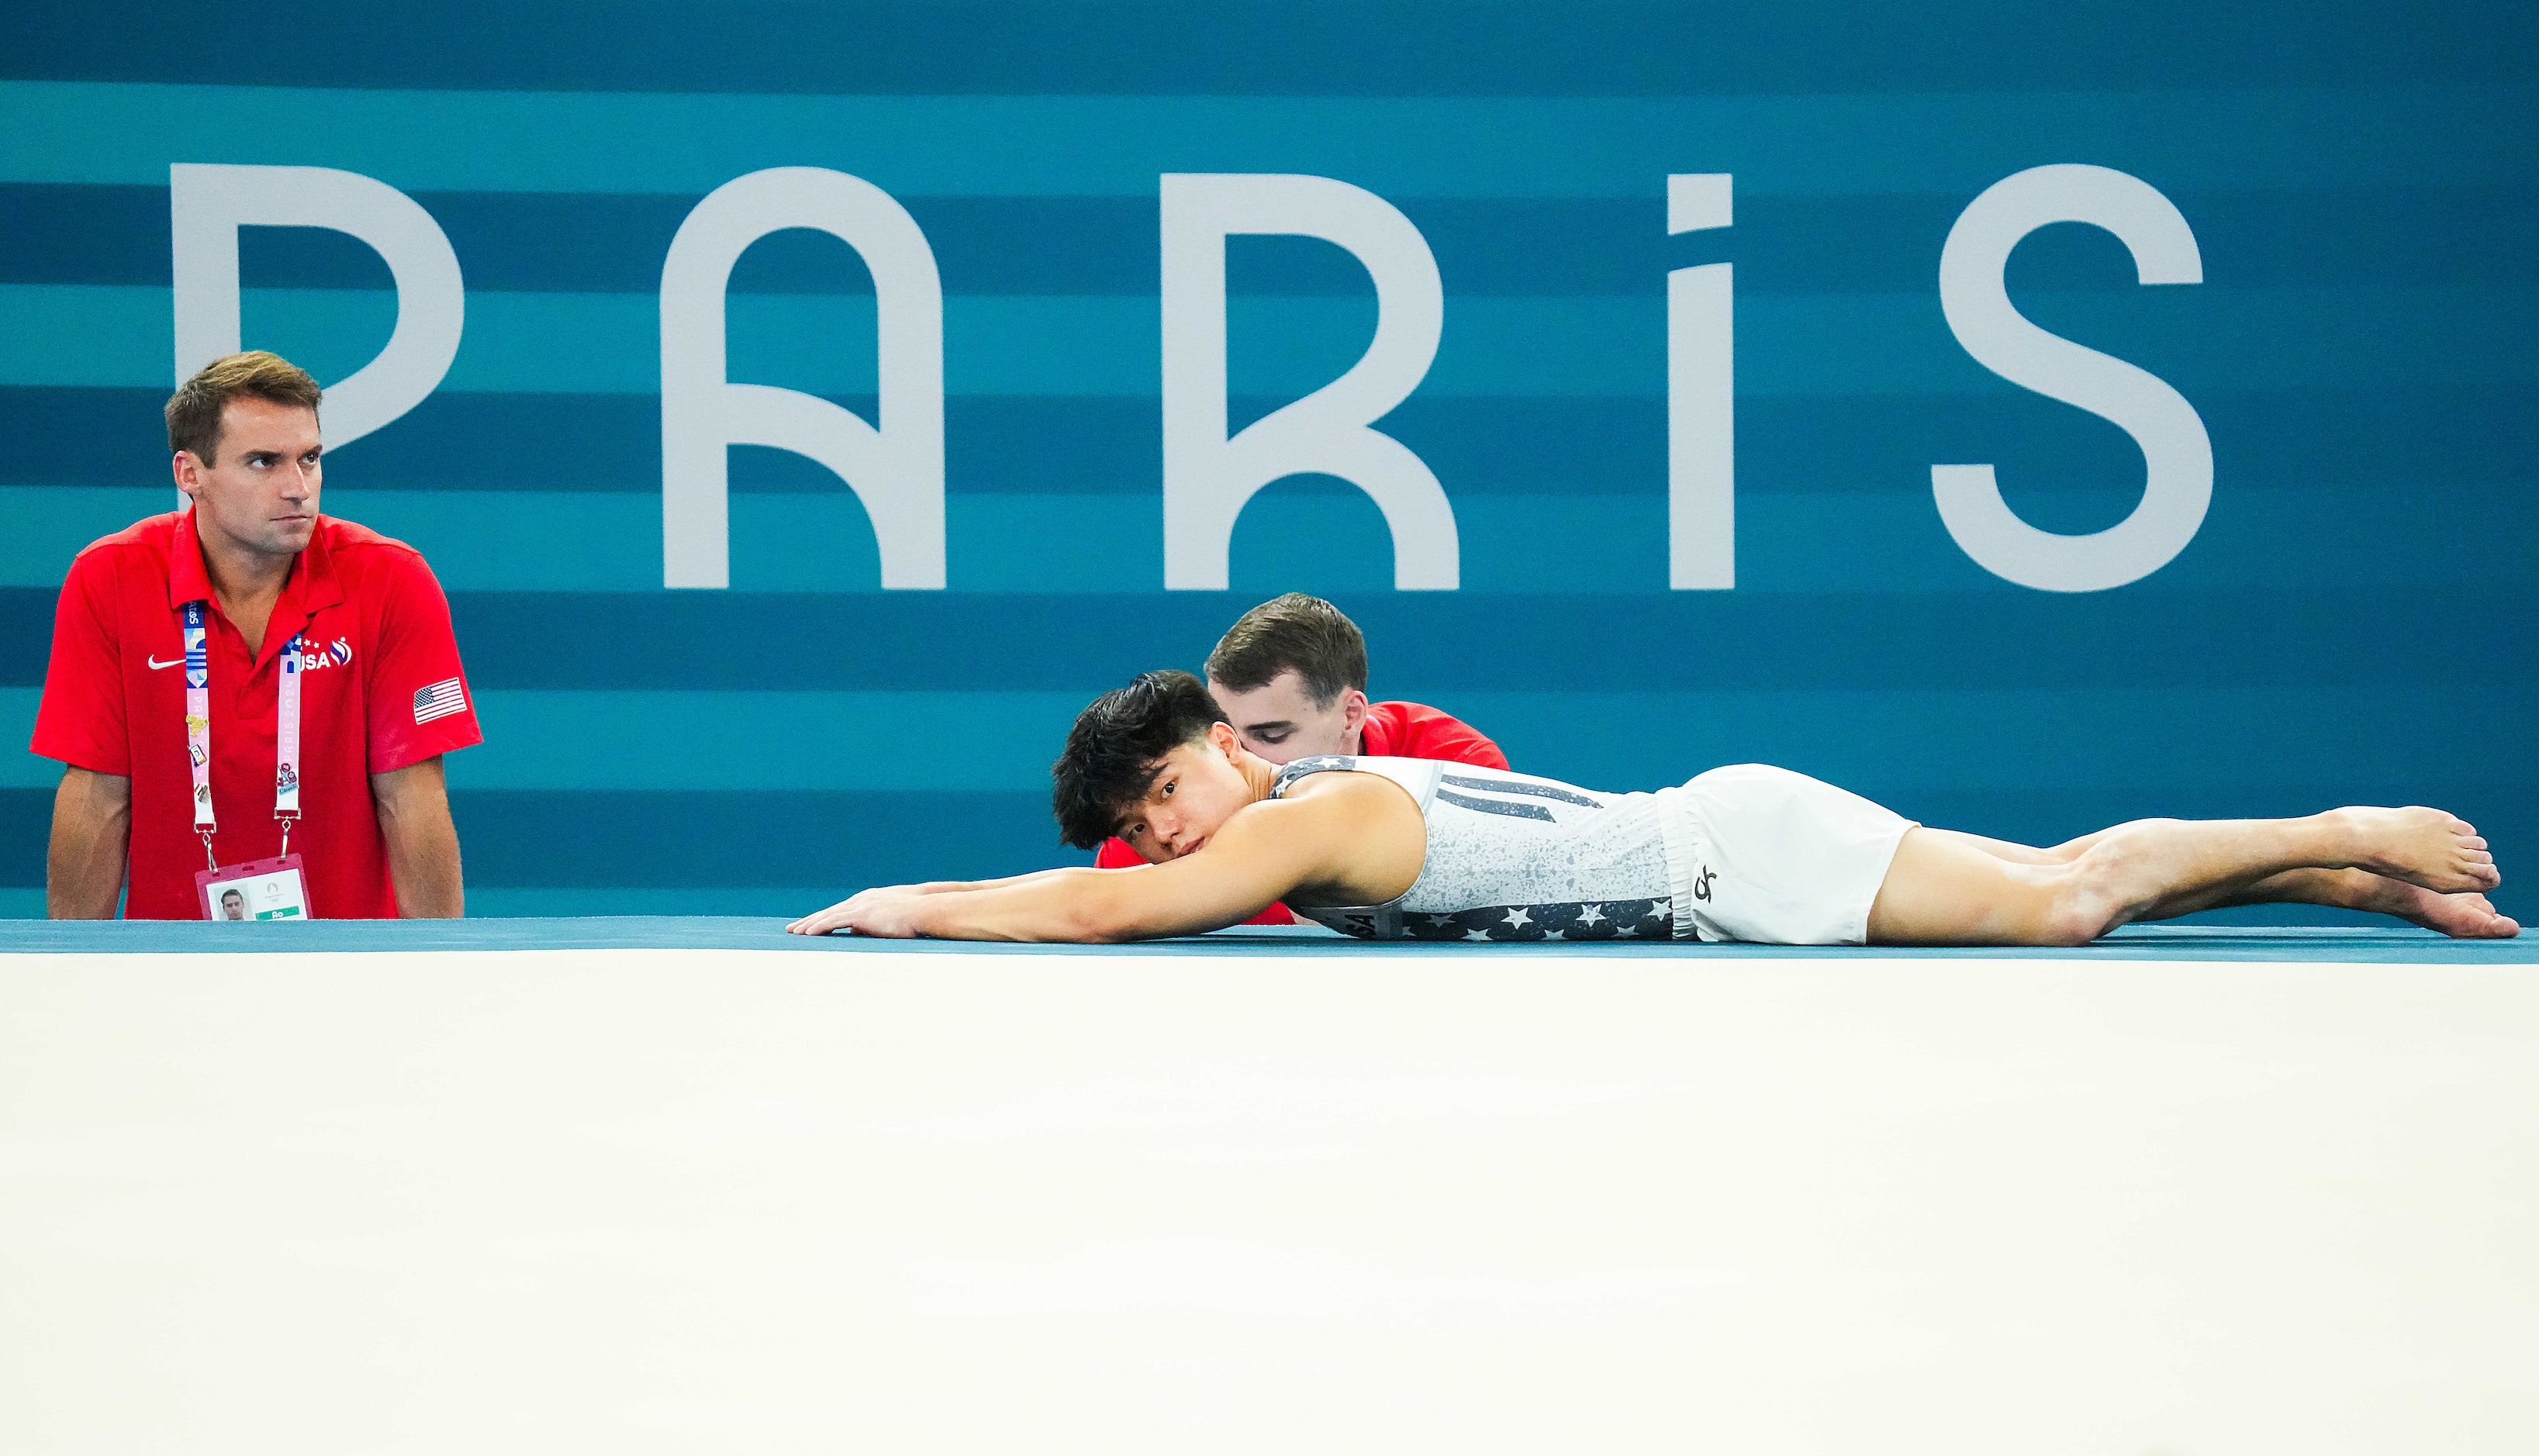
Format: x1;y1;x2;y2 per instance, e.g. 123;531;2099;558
182;600;303;870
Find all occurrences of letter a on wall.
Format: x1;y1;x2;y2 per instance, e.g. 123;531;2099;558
1161;174;1458;591
660;167;946;590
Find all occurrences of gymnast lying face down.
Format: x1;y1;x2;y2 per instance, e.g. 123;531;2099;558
789;671;2517;944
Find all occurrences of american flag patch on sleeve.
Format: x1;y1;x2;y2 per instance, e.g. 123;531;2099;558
413;677;469;724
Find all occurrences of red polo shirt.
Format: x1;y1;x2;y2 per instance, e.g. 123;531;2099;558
31;511;482;919
1094;699;1509;923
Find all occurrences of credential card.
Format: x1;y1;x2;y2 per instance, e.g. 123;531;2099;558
196;854;311;922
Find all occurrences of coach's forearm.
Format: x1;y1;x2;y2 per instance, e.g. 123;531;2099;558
47;767;130;919
372;757;464;918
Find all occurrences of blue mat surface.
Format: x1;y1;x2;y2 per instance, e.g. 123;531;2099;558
0;917;2528;962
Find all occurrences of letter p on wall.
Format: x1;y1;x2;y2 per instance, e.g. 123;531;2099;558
170;164;465;450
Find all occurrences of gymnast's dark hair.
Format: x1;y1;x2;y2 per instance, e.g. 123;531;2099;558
1052;669;1227;849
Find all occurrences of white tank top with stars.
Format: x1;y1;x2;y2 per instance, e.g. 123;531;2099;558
1268;754;1674;941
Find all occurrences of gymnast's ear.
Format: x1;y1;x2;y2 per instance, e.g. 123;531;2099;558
1206;719;1243;761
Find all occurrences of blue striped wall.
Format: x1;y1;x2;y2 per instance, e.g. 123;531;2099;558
2;2;2531;921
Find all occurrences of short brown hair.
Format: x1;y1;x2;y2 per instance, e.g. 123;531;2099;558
166;351;322;465
1204;593;1368;708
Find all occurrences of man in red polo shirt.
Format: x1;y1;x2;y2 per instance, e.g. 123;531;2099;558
35;351;481;919
1095;594;1504;922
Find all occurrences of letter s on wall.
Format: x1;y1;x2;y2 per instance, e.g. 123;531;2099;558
1933;164;2211;593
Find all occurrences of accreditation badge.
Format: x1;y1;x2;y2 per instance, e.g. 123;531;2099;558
197;854;312;922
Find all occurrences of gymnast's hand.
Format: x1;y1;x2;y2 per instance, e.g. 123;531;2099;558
787;882;955;937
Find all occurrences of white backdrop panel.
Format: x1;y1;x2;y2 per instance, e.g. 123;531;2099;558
3;949;2534;1454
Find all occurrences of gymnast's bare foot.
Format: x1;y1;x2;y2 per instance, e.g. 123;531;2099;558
2333;806;2502;894
2358;876;2522;939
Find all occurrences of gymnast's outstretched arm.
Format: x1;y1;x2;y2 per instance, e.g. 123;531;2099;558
786;775;1414;942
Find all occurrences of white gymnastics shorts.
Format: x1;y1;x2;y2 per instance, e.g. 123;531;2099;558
1655;764;1919;944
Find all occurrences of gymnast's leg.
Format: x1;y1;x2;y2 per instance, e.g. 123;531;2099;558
1867;806;2513;945
1912;826;2100;865
2152;866;2518;939
1896;827;2503;933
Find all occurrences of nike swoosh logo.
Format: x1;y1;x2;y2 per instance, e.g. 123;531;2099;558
147;655;182;670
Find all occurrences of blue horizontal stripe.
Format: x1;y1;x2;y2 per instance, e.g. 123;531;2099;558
6;282;2534;399
2;481;2527;598
4;81;2530;198
464;791;1069;889
0;785;1069;889
12;386;2530;506
0;486;1689;594
1454;689;2539;802
452;691;1086;792
12;685;2529;795
451;589;2539;693
6;2;2527;98
22;686;2539;815
6;587;2527;692
0;688;1089;791
9;182;2532;298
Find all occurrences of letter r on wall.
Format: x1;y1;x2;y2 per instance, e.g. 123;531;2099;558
1160;174;1458;591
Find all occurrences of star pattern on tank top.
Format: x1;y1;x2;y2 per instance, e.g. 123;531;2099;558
1350;897;1674;942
